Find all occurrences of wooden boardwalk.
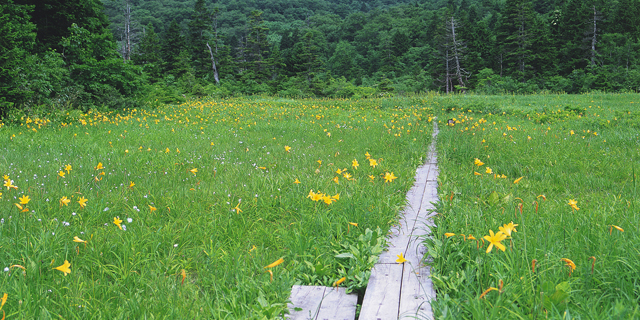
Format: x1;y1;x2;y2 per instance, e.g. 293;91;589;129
287;285;358;320
288;124;439;320
359;123;439;320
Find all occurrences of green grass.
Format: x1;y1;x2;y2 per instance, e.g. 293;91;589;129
0;96;433;319
2;92;639;319
429;92;640;319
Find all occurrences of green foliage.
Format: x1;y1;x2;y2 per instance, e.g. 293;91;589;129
432;92;640;319
132;23;162;81
0;96;433;318
3;0;640;120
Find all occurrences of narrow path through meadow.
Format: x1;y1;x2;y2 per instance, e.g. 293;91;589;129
358;122;439;319
287;122;440;320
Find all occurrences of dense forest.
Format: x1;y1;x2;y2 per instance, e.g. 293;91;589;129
1;0;639;118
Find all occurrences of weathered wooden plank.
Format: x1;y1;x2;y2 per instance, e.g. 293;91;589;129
414;165;430;184
360;126;439;319
418;182;439;216
403;235;428;265
287;286;326;320
377;234;410;264
360;264;404;320
316;287;358;320
399;264;436;319
426;166;439;181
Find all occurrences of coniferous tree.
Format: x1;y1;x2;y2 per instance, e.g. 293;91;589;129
611;0;640;39
245;10;271;82
459;5;493;81
299;30;325;83
161;19;188;77
188;0;212;78
16;0;112;53
132;23;161;81
496;0;536;80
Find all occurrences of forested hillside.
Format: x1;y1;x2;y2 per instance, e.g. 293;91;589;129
1;0;639;118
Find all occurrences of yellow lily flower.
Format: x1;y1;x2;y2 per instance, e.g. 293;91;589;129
113;216;123;230
54;260;71;276
568;199;579;211
77;196;88;208
483;230;507;253
383;172;397;183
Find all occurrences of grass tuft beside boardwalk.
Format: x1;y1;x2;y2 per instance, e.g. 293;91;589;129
0;96;433;319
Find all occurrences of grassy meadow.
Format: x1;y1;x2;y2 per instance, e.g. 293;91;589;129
0;92;639;319
0;97;433;319
430;92;640;319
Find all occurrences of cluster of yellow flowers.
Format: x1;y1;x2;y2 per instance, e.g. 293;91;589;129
307;190;340;205
472;158;523;183
445;222;518;253
2;175;18;193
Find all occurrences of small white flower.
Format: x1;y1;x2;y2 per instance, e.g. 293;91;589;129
3;267;9;272
104;207;109;211
173;244;178;248
62;221;70;226
51;232;55;236
122;225;127;231
127;218;132;223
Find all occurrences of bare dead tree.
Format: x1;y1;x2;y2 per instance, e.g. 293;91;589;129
205;8;222;84
448;16;468;90
438;16;469;93
206;43;220;84
118;0;139;62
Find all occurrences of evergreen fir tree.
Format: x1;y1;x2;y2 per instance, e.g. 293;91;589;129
496;0;536;80
161;19;187;77
188;0;212;78
132;23;161;81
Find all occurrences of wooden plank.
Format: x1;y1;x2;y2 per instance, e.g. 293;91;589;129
414;165;430;184
403;235;428;265
316;287;358;320
426;166;439;181
287;286;326;320
399;264;436;319
405;184;425;215
360;264;404;320
418;182;439;216
377;234;410;264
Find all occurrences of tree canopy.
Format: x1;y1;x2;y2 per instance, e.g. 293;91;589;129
2;0;640;119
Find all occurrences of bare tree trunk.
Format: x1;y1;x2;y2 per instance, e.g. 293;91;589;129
206;43;220;85
123;0;132;61
450;16;466;91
